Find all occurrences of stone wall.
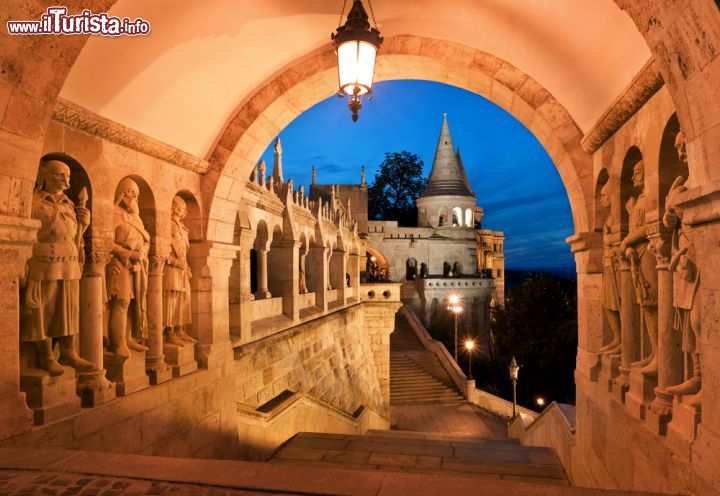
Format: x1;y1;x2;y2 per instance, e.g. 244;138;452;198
234;304;387;417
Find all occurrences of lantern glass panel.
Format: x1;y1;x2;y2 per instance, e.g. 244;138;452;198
338;40;377;96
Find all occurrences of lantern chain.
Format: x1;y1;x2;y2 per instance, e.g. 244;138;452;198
367;0;379;29
337;0;347;27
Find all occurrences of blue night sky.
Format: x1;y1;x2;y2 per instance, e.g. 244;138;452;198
260;80;574;271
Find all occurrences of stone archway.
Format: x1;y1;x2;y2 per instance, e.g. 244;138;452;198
204;36;593;244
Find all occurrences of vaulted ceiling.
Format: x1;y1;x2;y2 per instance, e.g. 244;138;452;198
60;0;651;157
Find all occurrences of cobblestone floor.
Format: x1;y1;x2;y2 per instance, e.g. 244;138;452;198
0;470;294;496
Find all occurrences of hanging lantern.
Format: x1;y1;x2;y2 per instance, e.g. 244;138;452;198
331;0;383;122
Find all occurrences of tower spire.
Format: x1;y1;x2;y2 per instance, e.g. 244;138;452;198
419;113;473;198
311;164;317;185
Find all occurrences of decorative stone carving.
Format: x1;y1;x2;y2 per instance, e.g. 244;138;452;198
581;59;664;153
663;143;701;410
163;196;197;347
20;159;95;377
620;160;658;377
599;183;621;355
106;178;150;358
52;98;208;174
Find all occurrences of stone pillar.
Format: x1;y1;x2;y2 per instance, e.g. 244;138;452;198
0;215;38;437
146;254;172;385
187;242;236;369
614;261;636;401
348;253;360;302
270;240;300;320
77;248;116;407
308;247;328;312
363;283;402;415
254;247;271;299
330;249;348;305
568;232;603;382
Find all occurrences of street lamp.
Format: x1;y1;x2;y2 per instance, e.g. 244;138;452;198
536;397;545;408
464;339;475;380
331;0;383;122
447;295;463;361
509;356;519;419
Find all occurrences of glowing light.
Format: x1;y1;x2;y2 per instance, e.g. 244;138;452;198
536;397;545;407
464;340;475;351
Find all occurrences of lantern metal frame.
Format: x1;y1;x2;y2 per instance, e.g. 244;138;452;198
331;0;383;121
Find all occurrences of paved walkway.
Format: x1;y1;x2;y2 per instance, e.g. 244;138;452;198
0;447;660;496
391;402;507;438
0;469;282;495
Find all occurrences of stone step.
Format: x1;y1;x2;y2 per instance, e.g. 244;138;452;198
271;431;569;486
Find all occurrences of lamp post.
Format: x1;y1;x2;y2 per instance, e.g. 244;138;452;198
509;356;519;419
331;0;383;122
464;340;475;380
447;295;463;361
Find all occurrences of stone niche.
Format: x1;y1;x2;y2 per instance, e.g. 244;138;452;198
573;84;719;496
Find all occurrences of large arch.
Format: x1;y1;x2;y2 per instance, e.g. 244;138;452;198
1;2;717;231
204;37;594;244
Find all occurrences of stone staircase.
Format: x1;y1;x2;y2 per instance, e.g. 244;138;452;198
270;430;569;486
390;312;464;405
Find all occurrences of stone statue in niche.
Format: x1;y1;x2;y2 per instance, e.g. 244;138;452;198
163;196;197;347
298;266;307;294
405;258;417;280
620;160;658;376
345;272;351;288
20;159;95;376
453;261;463;278
663;132;702;407
443;261;451;278
599;182;621;355
106;178;150;358
438;214;447;227
419;263;428;279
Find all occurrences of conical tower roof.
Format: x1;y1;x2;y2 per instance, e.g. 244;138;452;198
420;113;474;198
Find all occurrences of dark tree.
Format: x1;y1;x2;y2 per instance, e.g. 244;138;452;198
368;151;425;226
488;272;578;407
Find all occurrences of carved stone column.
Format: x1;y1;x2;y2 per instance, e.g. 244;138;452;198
146;254;172;385
77;246;116;407
646;232;681;433
613;257;636;402
254;247;271;299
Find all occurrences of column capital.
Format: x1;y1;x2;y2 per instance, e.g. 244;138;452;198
84;237;114;276
149;255;167;275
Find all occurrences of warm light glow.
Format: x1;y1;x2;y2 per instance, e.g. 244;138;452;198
451;305;463;314
464;340;475;351
337;40;377;97
536;397;545;407
449;295;459;305
370;256;376;262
